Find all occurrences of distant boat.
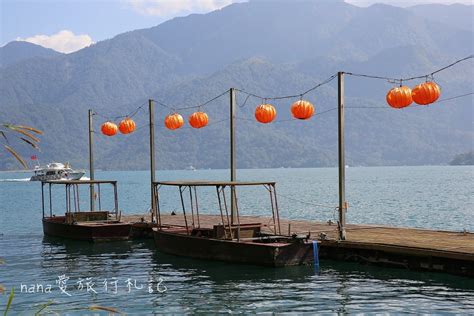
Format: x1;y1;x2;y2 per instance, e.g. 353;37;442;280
30;162;85;181
185;165;196;171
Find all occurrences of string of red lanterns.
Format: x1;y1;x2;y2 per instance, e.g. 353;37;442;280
99;80;446;136
386;81;441;109
100;100;320;136
101;118;136;137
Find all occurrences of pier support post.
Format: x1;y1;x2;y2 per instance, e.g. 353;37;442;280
230;88;237;224
88;109;95;212
149;99;156;223
337;72;347;240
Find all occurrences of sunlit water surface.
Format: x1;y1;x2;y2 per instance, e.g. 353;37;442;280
1;166;473;314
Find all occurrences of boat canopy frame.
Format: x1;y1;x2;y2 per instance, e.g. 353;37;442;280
41;180;120;220
152;180;282;241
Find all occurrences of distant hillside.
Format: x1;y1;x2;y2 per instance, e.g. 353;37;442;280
0;41;61;68
0;0;473;170
450;152;474;166
408;4;474;32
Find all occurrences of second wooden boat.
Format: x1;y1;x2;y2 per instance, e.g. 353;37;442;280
152;180;315;267
41;180;131;241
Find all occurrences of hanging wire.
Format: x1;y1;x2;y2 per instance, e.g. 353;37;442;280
235;107;338;124
157;118;230;130
345;92;474;110
436;92;474;103
235;73;338;101
345;55;474;83
90;55;472;124
93;101;148;122
151;89;229;112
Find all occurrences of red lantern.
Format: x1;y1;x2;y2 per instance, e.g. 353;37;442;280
386;86;413;109
164;113;184;130
255;104;276;123
189;111;209;129
291;100;314;120
101;122;118;136
412;81;441;105
119;118;136;134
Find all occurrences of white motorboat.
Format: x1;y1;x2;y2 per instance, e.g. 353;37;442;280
30;162;85;181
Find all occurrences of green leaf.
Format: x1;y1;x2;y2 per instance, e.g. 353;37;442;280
34;301;53;316
3;288;14;316
4;145;28;169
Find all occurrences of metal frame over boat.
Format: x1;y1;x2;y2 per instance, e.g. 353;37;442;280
41;180;131;241
152;180;314;267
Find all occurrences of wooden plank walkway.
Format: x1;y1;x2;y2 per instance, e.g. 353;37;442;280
123;213;473;255
123;213;474;276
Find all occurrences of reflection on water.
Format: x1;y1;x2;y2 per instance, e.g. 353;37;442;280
2;235;473;314
1;167;473;313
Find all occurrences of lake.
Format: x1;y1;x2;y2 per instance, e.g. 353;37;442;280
1;166;473;314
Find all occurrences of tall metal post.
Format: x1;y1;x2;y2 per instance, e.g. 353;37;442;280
149;99;156;223
88;109;95;212
337;72;347;240
230;88;237;224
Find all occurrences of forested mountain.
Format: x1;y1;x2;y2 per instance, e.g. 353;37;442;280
0;41;62;68
0;0;472;170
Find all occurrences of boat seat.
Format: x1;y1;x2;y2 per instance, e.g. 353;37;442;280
214;223;262;239
65;211;109;224
191;227;214;238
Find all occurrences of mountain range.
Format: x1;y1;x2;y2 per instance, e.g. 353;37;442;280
0;0;473;170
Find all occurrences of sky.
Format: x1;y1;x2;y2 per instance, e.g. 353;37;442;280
1;0;472;53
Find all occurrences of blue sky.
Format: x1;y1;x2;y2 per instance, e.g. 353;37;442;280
1;0;471;53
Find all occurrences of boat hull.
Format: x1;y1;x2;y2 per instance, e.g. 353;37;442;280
31;171;85;181
43;217;131;242
153;228;314;267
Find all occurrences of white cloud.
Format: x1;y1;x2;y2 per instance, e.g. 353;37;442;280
16;30;94;54
127;0;238;16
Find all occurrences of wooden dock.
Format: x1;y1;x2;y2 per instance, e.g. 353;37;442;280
123;214;474;277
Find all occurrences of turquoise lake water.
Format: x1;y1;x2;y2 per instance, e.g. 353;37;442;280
1;166;473;314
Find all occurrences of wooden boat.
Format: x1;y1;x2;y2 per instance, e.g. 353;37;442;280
41;180;131;241
152;181;315;267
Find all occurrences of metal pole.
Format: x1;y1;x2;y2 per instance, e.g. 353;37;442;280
88;109;95;212
337;72;347;241
41;183;45;218
230;88;237;224
114;182;119;221
149;99;156;223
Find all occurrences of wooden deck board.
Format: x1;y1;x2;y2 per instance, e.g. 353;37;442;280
123;213;474;257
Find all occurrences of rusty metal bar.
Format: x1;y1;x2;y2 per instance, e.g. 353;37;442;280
76;184;81;212
179;186;189;234
232;185;241;242
189;186;195;227
221;186;233;239
97;183;102;210
41;183;45;218
216;186;228;239
155;185;162;229
265;184;277;234
194;186;200;228
49;183;52;217
272;184;281;235
114;182;119;221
